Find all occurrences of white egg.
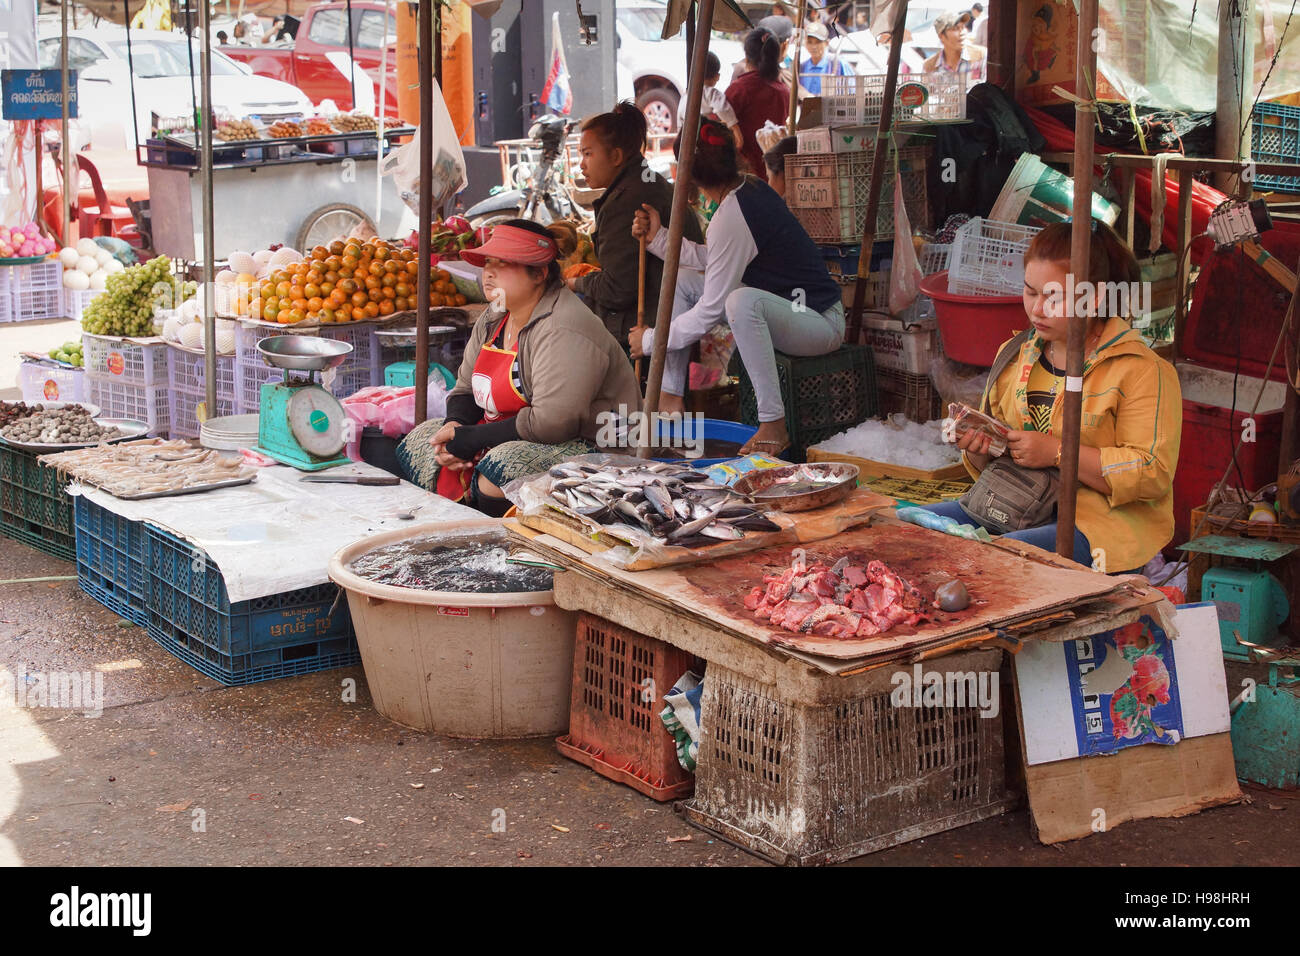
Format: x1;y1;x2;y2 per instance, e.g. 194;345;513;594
228;251;258;275
76;255;99;275
94;248;114;267
105;259;124;274
89;270;108;290
179;323;203;349
215;269;237;285
215;329;236;354
75;238;100;257
62;269;90;290
58;247;81;268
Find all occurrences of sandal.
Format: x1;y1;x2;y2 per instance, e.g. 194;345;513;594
739;438;790;458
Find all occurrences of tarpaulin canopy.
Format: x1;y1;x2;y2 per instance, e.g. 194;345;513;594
661;0;753;38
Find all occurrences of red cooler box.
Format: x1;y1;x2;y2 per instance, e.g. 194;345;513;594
1173;362;1288;547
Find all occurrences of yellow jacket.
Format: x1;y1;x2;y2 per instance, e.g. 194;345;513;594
966;315;1182;572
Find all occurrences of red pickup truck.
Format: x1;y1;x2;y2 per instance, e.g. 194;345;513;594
221;1;401;117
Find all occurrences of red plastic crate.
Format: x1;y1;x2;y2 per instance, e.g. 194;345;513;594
556;613;698;801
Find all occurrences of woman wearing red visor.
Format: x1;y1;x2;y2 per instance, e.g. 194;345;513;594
396;219;642;515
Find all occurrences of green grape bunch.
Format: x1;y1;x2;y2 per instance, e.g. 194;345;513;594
80;256;196;337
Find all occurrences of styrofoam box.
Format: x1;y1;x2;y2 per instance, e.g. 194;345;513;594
858;313;938;375
19;362;89;404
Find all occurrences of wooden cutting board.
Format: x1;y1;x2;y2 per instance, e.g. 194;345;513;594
510;516;1138;661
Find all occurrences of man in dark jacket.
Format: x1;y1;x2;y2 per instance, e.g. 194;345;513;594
572;159;704;346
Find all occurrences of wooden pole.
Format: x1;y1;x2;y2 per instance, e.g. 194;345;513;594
637;0;717;459
415;0;437;423
846;0;907;345
634;235;647;380
1214;0;1254;195
1054;0;1099;561
788;0;807;131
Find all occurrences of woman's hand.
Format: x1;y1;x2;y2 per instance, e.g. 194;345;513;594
955;428;993;457
628;326;647;360
429;421;460;447
429;421;473;470
1005;430;1061;469
631;204;662;244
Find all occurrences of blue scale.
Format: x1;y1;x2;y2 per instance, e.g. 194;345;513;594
255;335;354;472
1179;535;1296;660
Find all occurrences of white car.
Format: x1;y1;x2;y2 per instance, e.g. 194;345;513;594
616;0;746;136
37;29;315;152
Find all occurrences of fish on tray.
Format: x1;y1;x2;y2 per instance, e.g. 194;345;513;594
742;550;946;639
544;461;780;545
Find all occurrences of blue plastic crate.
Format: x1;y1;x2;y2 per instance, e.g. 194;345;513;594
1252;103;1300;194
143;524;357;685
74;496;148;626
819;240;892;278
0;444;75;561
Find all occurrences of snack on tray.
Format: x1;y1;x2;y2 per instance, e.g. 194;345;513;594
944;402;1011;458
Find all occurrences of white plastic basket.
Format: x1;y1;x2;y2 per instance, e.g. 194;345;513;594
62;287;100;322
947;218;1042;297
821;72;968;127
18;362;88;404
6;259;63;322
169;389;237;440
82;333;170;387
87;376;170;436
918;242;953;276
233;321;321;414
167;345;238;400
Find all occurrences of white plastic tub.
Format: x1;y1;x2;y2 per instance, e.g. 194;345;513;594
328;519;576;738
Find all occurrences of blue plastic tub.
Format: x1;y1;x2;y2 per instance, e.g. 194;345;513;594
649;417;757;468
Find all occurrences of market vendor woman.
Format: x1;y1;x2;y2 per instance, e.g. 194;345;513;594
397;220;642;515
926;220;1182;573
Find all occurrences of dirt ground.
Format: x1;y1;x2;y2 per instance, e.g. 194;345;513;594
2;536;1298;868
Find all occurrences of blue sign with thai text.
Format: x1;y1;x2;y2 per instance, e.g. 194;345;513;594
1;69;78;121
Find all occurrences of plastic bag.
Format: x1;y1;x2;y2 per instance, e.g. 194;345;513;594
754;120;788;154
381;84;467;216
888;175;922;315
929;355;989;410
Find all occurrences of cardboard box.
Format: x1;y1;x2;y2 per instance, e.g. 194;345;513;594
1016;0;1122;107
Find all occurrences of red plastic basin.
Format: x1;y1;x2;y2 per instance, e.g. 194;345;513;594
920;270;1027;367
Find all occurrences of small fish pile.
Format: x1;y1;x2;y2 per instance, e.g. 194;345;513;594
544;461;780;547
743;551;933;639
351;533;553;593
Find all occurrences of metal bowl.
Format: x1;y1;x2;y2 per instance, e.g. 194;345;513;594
732;462;860;512
374;326;457;349
256;335;353;371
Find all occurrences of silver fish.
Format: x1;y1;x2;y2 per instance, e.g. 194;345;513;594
668;503;726;541
698;522;745;540
673;498;693;521
643;481;675;519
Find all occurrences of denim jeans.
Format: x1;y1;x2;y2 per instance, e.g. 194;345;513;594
922;500;1094;568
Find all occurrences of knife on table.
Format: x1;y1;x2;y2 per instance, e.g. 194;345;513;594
299;474;400;485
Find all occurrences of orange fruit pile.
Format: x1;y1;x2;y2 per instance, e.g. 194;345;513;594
247;239;466;325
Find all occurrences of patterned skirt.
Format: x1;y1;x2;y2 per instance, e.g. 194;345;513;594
396;417;597;493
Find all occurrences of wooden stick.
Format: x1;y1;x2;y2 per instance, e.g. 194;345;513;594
637;0;716;459
635;234;647;379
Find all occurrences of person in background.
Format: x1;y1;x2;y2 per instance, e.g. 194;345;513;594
571;101;704;344
762;136;798;199
924;221;1181;572
923;11;986;82
727;29;790;185
629;119;843;457
231;20;247;42
678;52;743;148
971;3;989;47
216;30;228;44
799;21;853;96
736;14;795;88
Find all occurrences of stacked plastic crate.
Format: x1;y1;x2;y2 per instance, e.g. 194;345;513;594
317;322;381;399
3;259;63;323
83;333;171;436
872;241;951;423
167;345;238;439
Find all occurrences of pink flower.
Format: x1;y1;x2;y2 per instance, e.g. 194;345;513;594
1130;654;1171;706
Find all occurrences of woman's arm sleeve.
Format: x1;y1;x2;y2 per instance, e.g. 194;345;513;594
1098;360;1182;507
513;333;610;445
647;226;709;271
444;417;520;460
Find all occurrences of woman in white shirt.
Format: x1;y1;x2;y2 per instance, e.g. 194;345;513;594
629;119;844;456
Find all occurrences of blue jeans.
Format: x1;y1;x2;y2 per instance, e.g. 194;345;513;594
922;500;1094;568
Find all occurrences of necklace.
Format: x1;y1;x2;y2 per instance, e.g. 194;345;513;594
1044;333;1100;399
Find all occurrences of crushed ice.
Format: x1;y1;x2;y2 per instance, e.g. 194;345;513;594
350;530;553;593
813;415;961;471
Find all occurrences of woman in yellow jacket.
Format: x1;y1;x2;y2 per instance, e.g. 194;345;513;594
929;220;1182;573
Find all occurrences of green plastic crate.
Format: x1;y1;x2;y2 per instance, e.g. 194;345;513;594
862;475;972;505
0;444;75;561
734;344;878;452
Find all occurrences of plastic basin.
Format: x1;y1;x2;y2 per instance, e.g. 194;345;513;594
649;417;757;467
328;519;576;738
920;270;1027;367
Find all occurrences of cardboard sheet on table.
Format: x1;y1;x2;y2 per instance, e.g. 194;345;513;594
517;486;896;571
513;517;1130;660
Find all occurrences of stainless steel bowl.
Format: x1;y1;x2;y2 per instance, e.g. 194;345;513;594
374;326;458;349
256;335;353;371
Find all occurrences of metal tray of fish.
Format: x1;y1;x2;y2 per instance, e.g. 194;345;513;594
105;474;258;500
0;419;150;454
732;462;860;512
539;460;780;548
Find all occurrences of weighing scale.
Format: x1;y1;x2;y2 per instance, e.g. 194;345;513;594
255;336;354;471
374;326;459;388
1179;535;1297;660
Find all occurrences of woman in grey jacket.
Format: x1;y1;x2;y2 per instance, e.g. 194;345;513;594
397;220;642;515
569;102;703;345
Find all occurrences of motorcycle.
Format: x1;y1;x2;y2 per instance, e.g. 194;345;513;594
464;114;593;229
